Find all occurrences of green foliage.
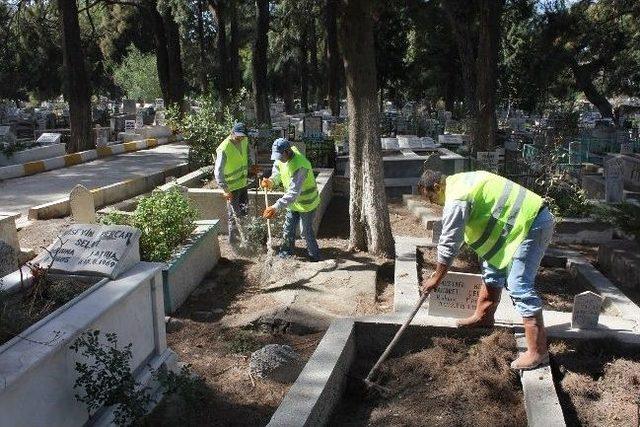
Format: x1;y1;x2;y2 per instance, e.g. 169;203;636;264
113;45;162;102
223;329;262;354
154;364;206;409
133;189;197;262
70;330;151;426
99;189;196;262
171;95;235;168
592;202;640;240
540;176;592;219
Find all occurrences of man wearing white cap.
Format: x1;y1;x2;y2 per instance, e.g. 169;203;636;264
261;138;321;261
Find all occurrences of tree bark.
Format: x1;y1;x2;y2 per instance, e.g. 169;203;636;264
283;61;295;114
325;0;341;116
197;0;208;92
569;59;614;119
58;0;92;152
208;0;229;100
475;0;504;152
229;0;241;93
252;0;271;125
299;29;309;113
308;16;320;109
164;8;185;109
150;5;172;103
339;0;394;258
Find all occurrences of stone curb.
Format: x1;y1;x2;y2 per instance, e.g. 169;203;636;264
515;335;566;427
0;135;180;181
27;162;190;220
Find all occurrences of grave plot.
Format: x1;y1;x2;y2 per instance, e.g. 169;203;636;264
330;328;525;427
550;338;640;426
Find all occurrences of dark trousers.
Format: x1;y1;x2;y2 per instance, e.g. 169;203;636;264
227;186;248;243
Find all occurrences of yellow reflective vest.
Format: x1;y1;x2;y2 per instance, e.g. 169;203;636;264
445;171;544;269
216;136;249;191
277;147;320;212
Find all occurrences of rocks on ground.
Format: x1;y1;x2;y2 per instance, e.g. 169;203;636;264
249;344;303;383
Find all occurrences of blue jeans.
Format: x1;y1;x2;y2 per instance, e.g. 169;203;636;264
281;209;321;259
482;207;555;317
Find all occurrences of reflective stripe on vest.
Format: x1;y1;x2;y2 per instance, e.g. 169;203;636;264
216;136;249;191
277;147;320;212
445;171;543;269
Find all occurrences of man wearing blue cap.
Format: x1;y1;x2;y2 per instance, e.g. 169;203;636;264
261;138;322;261
214;122;260;244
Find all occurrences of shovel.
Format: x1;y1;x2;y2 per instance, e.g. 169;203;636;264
363;290;431;395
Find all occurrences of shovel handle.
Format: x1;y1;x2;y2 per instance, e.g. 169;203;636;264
364;291;430;384
263;187;272;243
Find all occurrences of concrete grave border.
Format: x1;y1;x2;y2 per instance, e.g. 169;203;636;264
163;220;221;314
0;262;174;427
0;134;181;181
27;162;190;220
0;143;66;167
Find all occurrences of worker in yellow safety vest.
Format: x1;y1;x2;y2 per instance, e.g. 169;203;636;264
260;138;321;262
214;122;260;245
418;169;555;370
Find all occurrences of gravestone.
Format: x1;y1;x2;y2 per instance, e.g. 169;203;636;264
32;224;141;279
135;113;144;129
605;157;624;203
95;127;109;147
69;185;96;224
0;126;16;146
477;151;500;172
155;98;165;110
124;120;136;132
571;291;603;329
155;111;166;126
620;142;632;155
428;272;483;318
122;99;136;115
438;134;463;145
303;116;323;137
569;141;582;165
36;133;62;146
0;241;18;277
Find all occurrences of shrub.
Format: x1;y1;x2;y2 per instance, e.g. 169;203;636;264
113;45;162;102
133;188;197;262
592;202;640;240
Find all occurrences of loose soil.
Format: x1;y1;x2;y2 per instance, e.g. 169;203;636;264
387;199;430;238
0;276;92;345
331;329;526;427
18;217;74;256
550;339;640;427
417;245;481;282
152;196;394;425
536;267;588;312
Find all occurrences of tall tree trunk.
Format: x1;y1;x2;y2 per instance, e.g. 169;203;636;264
308;17;320;109
283;61;295;114
325;0;341;116
229;0;241;93
339;0;394;258
475;0;503;153
58;0;91;152
570;60;614;119
208;0;229;101
164;8;185;109
252;0;271;125
197;0;208;92
150;5;172;103
299;30;309;113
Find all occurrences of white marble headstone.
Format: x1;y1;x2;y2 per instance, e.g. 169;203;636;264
36;133;62;146
69;185;96;224
155;98;165;110
32;224;141;279
605;157;624;203
428;272;483;318
571;291;603;329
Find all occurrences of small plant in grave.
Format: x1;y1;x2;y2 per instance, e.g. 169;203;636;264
70;330;152;426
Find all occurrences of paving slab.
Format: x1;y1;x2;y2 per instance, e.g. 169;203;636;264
0;143;188;217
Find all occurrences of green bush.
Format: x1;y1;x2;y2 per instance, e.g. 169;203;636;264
99;188;197;262
592;202;640;240
134;189;198;262
113;45;162;102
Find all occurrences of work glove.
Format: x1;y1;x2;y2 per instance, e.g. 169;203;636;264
224;191;233;201
263;205;277;219
249;164;262;177
260;178;274;190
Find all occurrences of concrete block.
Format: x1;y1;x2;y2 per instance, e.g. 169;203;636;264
0;263;167;427
162;220;221;313
0;143;66;166
597;239;640;291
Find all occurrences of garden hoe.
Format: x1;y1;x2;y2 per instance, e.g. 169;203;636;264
362;289;431;396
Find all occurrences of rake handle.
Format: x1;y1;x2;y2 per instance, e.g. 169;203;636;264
263;187;272;244
364;291;430;384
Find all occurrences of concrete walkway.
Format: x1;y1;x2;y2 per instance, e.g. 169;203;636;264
0;143;189;218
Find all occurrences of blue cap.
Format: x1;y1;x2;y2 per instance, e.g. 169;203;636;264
232;122;247;137
271;138;291;161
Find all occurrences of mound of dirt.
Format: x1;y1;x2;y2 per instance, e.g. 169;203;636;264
331;330;526;427
550;339;640;426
